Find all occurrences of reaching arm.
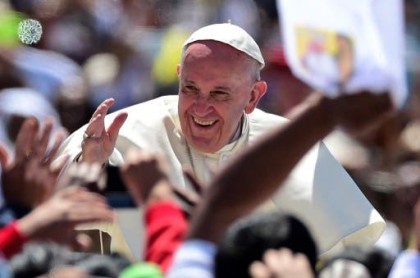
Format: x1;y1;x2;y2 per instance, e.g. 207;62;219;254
120;148;205;273
187;92;393;243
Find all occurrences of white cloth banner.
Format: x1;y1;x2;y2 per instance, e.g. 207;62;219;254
277;0;407;108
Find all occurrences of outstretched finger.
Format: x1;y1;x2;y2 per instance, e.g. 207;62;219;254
107;112;128;143
249;261;270;278
183;168;204;195
33;118;54;159
90;98;115;120
85;98;115;136
14;117;39;162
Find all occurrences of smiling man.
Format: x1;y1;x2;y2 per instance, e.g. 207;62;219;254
178;39;266;153
56;23;386;257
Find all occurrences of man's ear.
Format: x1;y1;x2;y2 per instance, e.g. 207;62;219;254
244;81;267;114
176;64;181;77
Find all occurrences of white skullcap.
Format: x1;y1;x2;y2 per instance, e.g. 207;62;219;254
183;23;265;69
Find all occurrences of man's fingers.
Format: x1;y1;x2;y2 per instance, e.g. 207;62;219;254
68;204;114;223
14;117;39;162
249;261;271;278
57;184;87;197
90;98;115;120
264;248;291;271
108;112;128;143
85;114;105;138
58;187;109;210
85;99;115;137
34;118;54;159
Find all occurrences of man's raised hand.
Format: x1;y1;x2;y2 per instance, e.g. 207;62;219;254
81;98;128;164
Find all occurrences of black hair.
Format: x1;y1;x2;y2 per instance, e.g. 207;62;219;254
215;212;318;278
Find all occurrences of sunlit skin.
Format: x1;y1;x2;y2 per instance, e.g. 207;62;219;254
177;41;267;153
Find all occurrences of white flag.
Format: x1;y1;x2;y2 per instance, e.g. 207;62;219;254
277;0;407;108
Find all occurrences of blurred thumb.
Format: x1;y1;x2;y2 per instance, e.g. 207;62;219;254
71;232;94;252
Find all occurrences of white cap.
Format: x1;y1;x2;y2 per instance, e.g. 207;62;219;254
183;23;265;69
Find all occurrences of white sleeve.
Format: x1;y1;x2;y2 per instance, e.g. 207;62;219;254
388;250;420;278
166;239;217;278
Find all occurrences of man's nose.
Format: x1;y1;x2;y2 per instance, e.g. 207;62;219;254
193;95;212;115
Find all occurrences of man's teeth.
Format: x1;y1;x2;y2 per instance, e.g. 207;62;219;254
193;117;215;126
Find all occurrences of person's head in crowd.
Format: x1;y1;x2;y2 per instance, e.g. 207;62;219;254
214;212;318;278
318;246;394;278
55;75;91;134
0;87;63;154
177;23;268;153
10;242;131;278
1;45;90;133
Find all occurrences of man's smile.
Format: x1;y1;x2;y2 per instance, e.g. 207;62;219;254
192;116;217;127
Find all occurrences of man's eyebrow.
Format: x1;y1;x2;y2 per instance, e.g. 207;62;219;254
182;80;231;91
213;86;231;91
183;80;196;85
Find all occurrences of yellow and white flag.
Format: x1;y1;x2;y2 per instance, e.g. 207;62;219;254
277;0;407;108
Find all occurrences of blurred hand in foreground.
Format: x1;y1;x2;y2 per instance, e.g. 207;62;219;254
0;117;67;208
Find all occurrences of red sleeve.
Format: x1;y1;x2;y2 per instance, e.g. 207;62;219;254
144;201;188;273
0;221;27;259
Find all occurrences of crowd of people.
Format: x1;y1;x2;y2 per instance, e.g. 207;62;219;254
0;0;420;277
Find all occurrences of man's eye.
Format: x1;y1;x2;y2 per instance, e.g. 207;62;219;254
211;91;230;100
186;85;197;91
182;86;198;95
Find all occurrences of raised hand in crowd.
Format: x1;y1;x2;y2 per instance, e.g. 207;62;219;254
249;248;314;278
16;185;114;250
328;91;393;136
0;117;67;209
289;91;393;136
120;148;204;273
80;98;127;165
0;162;114;259
120;148;203;208
120;148;175;207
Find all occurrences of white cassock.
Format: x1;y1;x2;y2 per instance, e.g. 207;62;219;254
57;95;385;259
